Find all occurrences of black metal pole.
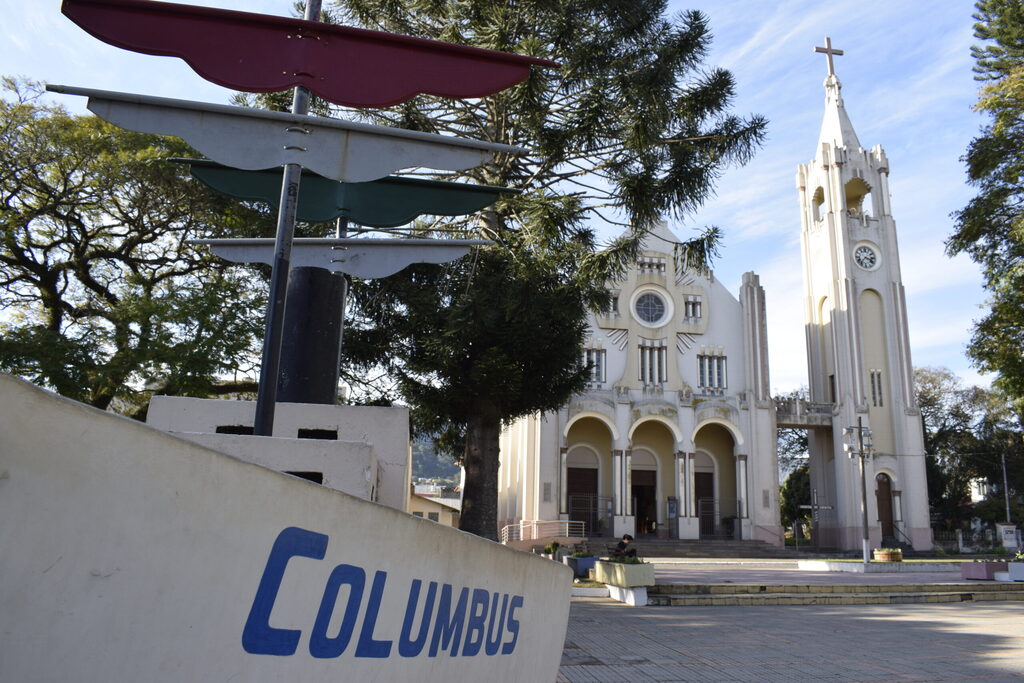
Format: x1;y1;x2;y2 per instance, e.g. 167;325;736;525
252;0;323;436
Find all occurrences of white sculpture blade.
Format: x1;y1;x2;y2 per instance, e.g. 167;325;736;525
46;85;523;183
190;237;491;279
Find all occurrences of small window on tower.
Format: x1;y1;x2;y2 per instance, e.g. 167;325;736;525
812;186;825;222
870;369;884;407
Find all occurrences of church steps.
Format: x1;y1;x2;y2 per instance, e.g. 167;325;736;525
646;582;1024;607
581;538;809;559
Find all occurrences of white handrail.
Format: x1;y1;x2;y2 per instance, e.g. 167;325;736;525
499;519;586;544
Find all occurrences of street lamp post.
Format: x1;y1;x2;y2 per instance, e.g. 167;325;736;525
844;417;874;564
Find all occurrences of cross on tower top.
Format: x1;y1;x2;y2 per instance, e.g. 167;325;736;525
814;36;844;77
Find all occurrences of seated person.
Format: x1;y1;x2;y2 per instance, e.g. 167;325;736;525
613;534;636;558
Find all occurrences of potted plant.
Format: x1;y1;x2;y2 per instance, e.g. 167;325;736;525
564;551;597;579
872;547;902;562
594;556;656;587
541;542;560;560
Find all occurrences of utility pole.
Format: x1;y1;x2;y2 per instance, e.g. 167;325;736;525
844;417;874;564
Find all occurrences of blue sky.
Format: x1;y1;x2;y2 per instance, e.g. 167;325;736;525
2;1;987;394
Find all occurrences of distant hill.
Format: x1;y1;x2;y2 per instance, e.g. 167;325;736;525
412;437;460;481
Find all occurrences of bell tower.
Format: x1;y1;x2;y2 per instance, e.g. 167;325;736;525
796;38;932;551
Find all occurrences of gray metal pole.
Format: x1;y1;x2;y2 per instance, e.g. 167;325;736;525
1002;451;1012;524
252;0;324;436
858;416;870;564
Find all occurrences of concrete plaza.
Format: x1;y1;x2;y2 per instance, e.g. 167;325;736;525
558;560;1024;682
559;599;1024;682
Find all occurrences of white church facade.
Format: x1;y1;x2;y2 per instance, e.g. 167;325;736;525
499;40;933;551
499;221;782;545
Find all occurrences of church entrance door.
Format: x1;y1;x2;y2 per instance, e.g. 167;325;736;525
695;472;715;537
631;469;657;536
567;467;600;536
876;473;895;540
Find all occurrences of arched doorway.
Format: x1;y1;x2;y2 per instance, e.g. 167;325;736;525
876;472;895;540
693;423;738;539
630;449;658;535
564;416;614;537
629;419;677;537
566;447;601;535
692;452;716;537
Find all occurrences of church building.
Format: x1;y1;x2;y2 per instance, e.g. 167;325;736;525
498;39;933;551
499;220;781;544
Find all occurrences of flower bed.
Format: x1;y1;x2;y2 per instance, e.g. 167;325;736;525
594;560;655;587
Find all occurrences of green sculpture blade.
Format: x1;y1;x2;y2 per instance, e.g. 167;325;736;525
179;159;516;226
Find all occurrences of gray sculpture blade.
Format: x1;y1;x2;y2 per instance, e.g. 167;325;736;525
190;238;491;278
46;85;523;183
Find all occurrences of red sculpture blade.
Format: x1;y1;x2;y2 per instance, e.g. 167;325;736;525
62;0;559;108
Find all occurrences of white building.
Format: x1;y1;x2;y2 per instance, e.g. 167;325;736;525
499;41;933;551
499;221;781;544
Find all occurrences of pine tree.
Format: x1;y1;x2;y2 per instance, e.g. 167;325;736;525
331;0;766;539
948;0;1024;404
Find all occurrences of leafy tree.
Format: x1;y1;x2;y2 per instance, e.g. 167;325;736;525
0;79;272;415
779;464;809;529
947;0;1024;402
329;0;766;539
915;367;981;526
914;366;1024;526
775;387;810;478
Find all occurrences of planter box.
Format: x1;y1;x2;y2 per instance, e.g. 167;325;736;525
1009;562;1024;582
961;561;1007;580
594;560;655;587
872;550;902;562
564;555;597;579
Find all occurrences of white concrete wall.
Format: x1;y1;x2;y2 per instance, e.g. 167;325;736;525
148;396;410;511
180;432;379;501
0;375;571;682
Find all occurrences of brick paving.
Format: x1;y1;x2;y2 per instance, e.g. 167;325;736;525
558;561;1024;682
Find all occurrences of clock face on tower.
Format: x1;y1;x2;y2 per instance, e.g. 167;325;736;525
854;244;879;270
